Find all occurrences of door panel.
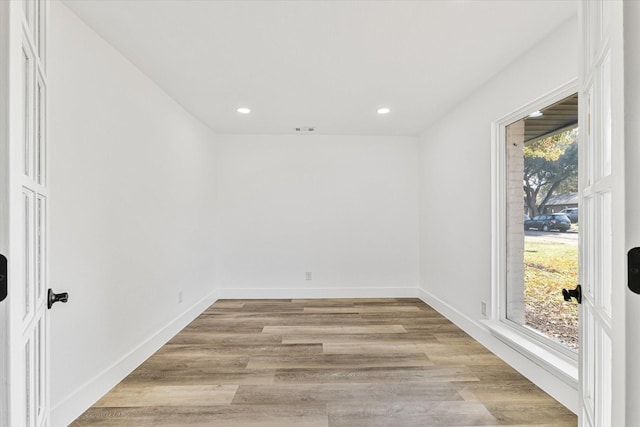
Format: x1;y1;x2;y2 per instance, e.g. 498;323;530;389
624;2;640;424
579;1;624;426
1;1;50;426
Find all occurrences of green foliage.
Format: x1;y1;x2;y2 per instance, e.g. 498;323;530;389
524;129;576;161
523;127;578;217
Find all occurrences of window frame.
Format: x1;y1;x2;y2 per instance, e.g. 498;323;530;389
487;79;579;388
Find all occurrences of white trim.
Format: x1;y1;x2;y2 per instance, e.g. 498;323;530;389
490;78;581;389
418;287;579;414
218;287;419;300
493;79;579;134
482;320;578;387
50;289;219;427
501;316;578;360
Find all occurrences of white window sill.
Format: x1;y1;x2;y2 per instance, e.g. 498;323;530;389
480;319;578;390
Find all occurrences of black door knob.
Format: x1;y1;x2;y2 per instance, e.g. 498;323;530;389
628;247;640;294
562;285;581;304
0;254;6;302
48;289;69;309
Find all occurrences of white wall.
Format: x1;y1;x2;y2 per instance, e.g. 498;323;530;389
217;134;419;298
45;0;578;422
48;2;219;425
418;17;579;410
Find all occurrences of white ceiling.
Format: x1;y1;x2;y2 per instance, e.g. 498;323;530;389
62;0;578;136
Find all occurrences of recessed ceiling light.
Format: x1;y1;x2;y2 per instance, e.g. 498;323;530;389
528;110;543;118
237;107;251;114
377;107;391;115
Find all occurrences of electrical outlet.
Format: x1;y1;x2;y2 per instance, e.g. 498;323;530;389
481;301;487;316
305;272;312;281
178;291;183;304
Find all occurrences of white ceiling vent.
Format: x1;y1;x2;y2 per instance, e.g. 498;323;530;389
295;126;315;133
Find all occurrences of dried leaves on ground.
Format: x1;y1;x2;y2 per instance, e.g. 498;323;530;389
523;239;579;351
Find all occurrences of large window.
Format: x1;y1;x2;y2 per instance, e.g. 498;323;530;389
493;88;580;364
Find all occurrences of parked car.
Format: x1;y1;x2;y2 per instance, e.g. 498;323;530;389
524;213;571;232
561;208;579;223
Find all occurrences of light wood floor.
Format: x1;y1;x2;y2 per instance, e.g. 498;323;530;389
72;298;577;426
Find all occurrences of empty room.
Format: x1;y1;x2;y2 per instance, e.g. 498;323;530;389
2;1;639;426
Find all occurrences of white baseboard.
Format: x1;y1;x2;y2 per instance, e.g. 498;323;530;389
417;287;578;414
51;289;220;427
218;287;419;299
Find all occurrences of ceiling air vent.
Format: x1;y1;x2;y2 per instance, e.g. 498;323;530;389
295;126;315;133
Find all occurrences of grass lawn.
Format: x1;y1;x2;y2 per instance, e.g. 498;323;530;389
524;238;579;351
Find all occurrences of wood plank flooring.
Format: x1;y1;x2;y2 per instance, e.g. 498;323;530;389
71;298;577;426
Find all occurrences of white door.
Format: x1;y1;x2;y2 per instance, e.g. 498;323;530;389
578;1;625;426
0;1;52;426
623;2;640;425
